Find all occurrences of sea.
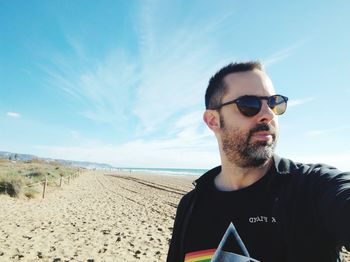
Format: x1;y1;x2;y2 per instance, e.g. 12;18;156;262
110;167;208;177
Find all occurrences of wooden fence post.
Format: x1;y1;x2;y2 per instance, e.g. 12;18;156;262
42;177;47;199
60;177;63;187
68;175;70;184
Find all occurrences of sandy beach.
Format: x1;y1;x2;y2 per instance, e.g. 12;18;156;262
1;170;349;262
0;170;195;261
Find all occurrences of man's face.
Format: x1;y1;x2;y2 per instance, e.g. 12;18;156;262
218;70;279;168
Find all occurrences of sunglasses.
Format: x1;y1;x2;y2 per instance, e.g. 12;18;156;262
210;94;289;117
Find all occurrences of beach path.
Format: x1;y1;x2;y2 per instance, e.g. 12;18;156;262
0;170;194;261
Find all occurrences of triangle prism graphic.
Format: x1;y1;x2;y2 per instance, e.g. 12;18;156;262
211;222;260;262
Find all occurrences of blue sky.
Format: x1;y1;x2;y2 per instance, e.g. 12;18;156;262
1;0;349;170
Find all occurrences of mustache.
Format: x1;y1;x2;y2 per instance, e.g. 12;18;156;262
249;123;275;136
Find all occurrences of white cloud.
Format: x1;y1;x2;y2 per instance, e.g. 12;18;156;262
35;129;219;169
42;49;138;129
70;130;81;139
42;4;237;136
288;97;315;107
6;112;21;118
286;153;350;172
306;126;350;136
173;110;204;130
34;107;218;169
263;39;310;66
131;2;236;132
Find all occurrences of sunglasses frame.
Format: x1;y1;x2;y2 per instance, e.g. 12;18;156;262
209;94;289;117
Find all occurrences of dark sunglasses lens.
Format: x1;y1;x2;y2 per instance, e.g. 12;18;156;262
236;96;261;116
269;95;287;115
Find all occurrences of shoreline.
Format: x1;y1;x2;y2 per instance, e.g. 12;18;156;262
106;167;206;177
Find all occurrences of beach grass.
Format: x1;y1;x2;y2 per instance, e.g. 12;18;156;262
0;159;80;198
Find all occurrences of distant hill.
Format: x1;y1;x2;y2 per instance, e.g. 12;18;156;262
52;159;114;170
0;151;37;161
0;151;114;170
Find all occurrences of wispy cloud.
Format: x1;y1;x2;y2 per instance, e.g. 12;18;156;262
42;3;236;136
36;2;240;168
6;112;21;118
263;39;310;66
287;153;350;171
70;130;80;139
306;126;350;136
173;110;204;130
42;48;138;129
35;129;219;169
288;97;315;107
133;3;234;132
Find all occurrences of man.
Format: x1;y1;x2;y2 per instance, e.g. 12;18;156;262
167;62;350;262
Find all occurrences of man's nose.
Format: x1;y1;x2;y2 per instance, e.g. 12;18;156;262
257;101;275;123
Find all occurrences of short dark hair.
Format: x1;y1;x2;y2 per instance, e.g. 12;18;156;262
205;61;263;109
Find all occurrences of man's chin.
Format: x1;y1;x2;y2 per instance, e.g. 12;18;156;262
241;154;273;168
242;146;274;167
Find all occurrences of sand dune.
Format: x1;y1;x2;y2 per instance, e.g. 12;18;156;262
1;170;349;261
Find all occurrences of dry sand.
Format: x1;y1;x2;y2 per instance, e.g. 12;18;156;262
0;170;195;261
1;170;349;262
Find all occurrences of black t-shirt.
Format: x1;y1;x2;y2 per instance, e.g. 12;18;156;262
184;167;286;262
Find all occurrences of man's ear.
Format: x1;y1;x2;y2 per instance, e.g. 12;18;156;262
203;110;221;131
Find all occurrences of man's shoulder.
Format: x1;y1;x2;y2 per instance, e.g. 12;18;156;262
274;155;349;183
274;155;345;175
179;189;196;206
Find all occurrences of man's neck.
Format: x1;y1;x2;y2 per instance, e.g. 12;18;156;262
214;158;273;191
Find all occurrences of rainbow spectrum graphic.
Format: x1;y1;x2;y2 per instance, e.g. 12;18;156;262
185;249;216;262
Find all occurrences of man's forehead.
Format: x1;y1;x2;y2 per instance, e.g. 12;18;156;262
223;70;275;97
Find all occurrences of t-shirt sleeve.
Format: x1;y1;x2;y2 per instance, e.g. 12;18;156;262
315;166;350;249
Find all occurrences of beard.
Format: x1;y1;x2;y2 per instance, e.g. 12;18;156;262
220;119;277;168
